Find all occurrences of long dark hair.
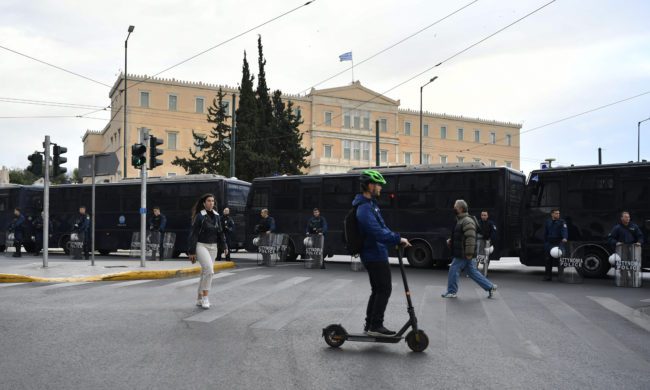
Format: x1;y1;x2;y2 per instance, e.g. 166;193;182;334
191;193;216;222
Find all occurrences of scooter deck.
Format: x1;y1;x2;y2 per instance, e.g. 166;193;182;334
346;333;403;343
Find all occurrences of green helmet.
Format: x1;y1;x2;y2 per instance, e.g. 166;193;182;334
360;169;386;185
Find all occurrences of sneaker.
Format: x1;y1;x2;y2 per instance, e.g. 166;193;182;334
200;296;210;309
367;326;397;337
196;298;203;307
488;284;498;298
441;292;457;298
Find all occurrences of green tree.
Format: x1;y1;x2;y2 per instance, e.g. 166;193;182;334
271;90;311;175
9;169;37;185
71;168;82;184
172;88;232;175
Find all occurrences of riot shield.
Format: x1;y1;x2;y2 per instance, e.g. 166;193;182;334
146;231;161;261
558;242;584;284
69;232;85;259
255;233;280;266
4;232;14;257
161;232;176;259
129;232;142;258
303;235;324;269
274;234;290;263
476;239;492;277
614;244;642;288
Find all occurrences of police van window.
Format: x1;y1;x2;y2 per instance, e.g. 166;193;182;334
302;187;320;210
398;174;435;192
271;180;299;210
322;177;356;209
567;175;613;210
621;180;649;208
537;181;561;207
252;188;269;208
226;183;249;206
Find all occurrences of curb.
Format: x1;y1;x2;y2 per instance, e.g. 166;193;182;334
0;261;236;284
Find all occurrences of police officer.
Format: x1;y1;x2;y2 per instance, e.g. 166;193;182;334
306;208;328;269
31;211;51;256
73;206;91;259
254;209;276;234
219;207;235;261
543;208;568;281
607;211;644;249
8;207;25;257
149;206;167;260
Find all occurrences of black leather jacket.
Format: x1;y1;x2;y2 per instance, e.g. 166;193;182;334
187;210;226;255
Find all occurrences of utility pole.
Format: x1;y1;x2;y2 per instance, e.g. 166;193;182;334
43;136;50;268
140;130;148;267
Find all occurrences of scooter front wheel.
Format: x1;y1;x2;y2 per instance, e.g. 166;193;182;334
405;330;429;352
323;324;347;348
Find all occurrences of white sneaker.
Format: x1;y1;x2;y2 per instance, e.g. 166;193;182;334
201;296;210;309
196;298;202;307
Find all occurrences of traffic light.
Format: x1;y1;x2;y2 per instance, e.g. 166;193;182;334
27;152;43;176
148;136;164;170
53;145;67;176
131;143;147;168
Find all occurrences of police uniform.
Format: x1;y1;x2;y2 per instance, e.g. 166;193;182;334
73;212;91;259
478;219;497;260
31;215;52;256
607;222;644;249
543;217;568;280
221;214;235;261
8;213;25;257
149;212;167;260
306;216;328;235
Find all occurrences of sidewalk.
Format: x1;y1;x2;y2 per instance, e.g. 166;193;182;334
0;255;236;283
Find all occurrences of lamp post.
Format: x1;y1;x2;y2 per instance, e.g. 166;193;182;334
638;117;650;162
420;76;438;164
123;25;135;179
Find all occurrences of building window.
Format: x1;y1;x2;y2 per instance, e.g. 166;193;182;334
404;152;412;165
380;119;387;132
168;95;177;111
343;140;351;159
353;115;360;129
167;132;178;150
474;129;480;143
506;134;512;146
490;132;496;144
294;107;302;118
140;92;149;108
195;97;204;114
352;141;361;160
490;159;497;167
440;126;447;139
344;114;351;128
505;161;512;168
324;112;332;126
457;156;464;163
404;122;411;136
423;124;429;137
362;142;370;160
323;144;332;158
457;128;464;141
380;149;388;163
423;154;430;164
221;101;230;115
363;116;370;130
440;155;447;164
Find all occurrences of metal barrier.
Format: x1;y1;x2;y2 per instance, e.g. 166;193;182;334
613;244;642;288
254;233;289;266
558;242;584;284
303;235;324;269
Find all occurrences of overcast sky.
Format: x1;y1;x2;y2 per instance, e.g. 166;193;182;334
1;0;649;175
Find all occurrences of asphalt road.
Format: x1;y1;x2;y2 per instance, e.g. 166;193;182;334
1;255;649;390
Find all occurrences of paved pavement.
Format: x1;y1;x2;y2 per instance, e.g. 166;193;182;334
1;254;649;389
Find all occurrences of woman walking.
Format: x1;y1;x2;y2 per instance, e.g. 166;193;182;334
188;193;228;309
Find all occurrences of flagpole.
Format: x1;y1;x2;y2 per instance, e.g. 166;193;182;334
351;58;354;83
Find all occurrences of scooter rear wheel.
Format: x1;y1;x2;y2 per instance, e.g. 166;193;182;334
323;324;346;348
405;330;429;352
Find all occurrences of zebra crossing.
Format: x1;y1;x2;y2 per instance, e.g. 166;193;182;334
1;269;649;365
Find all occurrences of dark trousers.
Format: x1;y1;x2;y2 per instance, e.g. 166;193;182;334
364;261;392;328
544;253;554;279
13;240;22;257
83;235;90;259
216;241;229;261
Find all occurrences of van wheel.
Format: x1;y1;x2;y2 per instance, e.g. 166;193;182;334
407;242;433;268
581;250;610;278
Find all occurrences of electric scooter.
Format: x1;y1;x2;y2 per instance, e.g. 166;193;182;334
322;246;429;352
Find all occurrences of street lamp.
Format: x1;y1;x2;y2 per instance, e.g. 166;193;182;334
420;76;438;164
638;117;650;162
123;25;135;179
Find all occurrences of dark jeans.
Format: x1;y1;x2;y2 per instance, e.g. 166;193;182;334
216;240;229;261
364;261;392;329
544;253;554;278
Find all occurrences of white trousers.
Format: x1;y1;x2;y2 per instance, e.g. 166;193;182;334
196;242;218;293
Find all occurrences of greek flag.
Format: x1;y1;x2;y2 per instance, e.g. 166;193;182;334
339;51;352;62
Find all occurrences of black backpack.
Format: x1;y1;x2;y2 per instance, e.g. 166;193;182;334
344;205;364;257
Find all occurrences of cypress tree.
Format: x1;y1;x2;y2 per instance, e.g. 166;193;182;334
271;90;311;175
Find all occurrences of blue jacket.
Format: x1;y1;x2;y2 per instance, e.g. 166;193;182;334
73;213;91;234
607;223;644;249
8;214;25;241
352;194;400;263
306;216;328;235
544;218;568;252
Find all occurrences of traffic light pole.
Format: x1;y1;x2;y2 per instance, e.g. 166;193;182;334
140;136;147;268
43;136;50;268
